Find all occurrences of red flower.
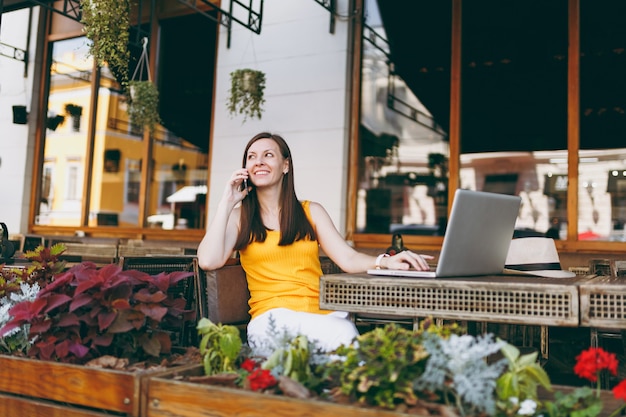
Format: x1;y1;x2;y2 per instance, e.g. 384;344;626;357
613;379;626;401
574;347;618;382
247;368;277;391
241;358;257;372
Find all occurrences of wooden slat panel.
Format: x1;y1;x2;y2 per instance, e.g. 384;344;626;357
146;367;424;417
0;356;138;414
0;393;111;417
0;357;200;416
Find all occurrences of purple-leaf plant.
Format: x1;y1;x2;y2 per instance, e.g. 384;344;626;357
1;262;195;364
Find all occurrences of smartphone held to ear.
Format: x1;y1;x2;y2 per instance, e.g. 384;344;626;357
240;179;248;192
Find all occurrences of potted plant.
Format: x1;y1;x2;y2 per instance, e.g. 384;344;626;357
80;0;131;88
0;244;199;416
129;80;162;133
11;105;28;124
65;104;83;117
226;68;266;122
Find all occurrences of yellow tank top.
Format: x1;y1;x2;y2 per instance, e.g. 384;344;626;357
239;201;327;319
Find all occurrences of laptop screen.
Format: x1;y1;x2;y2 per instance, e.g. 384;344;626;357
368;189;521;278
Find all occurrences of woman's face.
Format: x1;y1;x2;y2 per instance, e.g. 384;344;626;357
245;138;289;189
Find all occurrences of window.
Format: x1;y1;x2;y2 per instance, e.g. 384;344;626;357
357;0;451;236
41;164;54;205
37;37;91;227
578;0;626;241
356;0;625;247
66;163;81;201
126;159;141;204
37;10;214;233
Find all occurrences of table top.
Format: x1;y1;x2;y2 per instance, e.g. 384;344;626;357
320;273;596;327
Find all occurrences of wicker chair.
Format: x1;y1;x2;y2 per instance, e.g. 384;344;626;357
197;261;251;336
118;255;200;347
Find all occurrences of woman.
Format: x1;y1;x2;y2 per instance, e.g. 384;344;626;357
198;132;432;353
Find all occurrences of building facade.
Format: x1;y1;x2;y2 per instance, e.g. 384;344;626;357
1;0;625;255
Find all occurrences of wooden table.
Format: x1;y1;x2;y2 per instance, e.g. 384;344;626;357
320;273;593;357
320;273;587;326
580;274;626;329
579;274;626;358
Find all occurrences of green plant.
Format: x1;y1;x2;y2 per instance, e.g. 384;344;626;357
1;262;194;364
542;386;601;417
328;323;430;409
226;68;266;122
262;334;313;384
0;244;66;354
189;317;626;417
128;80;162;133
197;317;242;375
495;343;552;415
80;0;131;88
415;332;509;416
0;243;67;298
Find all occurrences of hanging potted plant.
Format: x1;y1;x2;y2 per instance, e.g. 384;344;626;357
64;103;83;117
80;0;131;88
227;68;266;122
127;37;162;133
129;79;162;133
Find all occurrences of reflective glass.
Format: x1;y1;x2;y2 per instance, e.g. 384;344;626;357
357;0;451;236
578;1;626;241
37;37;92;226
460;0;568;239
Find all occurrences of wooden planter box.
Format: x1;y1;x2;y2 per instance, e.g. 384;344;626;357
0;355;197;417
146;367;626;417
146;366;439;417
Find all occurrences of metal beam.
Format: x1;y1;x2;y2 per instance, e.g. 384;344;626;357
0;41;26;62
313;0;336;34
362;23;445;137
175;0;263;48
0;0;4;36
27;0;81;22
363;23;390;58
387;65;447;138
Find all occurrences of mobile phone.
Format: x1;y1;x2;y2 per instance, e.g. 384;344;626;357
240;179;248;192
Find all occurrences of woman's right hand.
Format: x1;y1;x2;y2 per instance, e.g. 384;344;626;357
223;168;250;204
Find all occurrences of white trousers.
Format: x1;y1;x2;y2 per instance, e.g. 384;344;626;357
247;307;359;355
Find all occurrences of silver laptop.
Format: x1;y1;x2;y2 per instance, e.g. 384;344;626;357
367;189;522;278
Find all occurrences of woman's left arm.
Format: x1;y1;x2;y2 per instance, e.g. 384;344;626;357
309;201;431;273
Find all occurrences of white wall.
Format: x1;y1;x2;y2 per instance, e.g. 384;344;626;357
0;8;39;236
209;0;353;235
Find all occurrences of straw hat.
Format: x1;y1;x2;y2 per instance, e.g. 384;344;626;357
504;237;576;278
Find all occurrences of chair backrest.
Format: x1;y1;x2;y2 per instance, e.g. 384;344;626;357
118;244;187;258
199;263;251;326
59;242;119;266
118;255;200;347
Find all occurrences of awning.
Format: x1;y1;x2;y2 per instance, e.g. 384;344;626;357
166;185;207;203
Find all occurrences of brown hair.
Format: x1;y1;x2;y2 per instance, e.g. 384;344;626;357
234;132;317;250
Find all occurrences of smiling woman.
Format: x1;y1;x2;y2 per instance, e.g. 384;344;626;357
197;132;433;356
